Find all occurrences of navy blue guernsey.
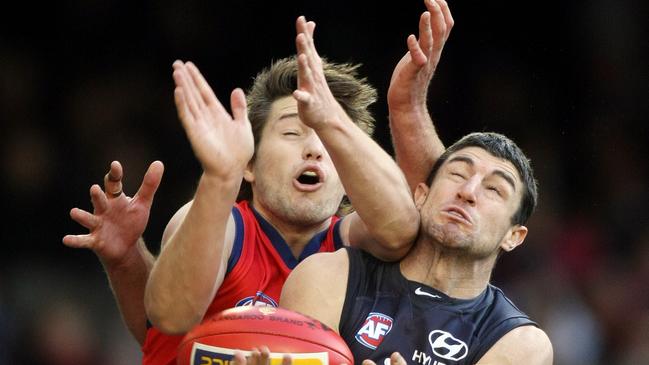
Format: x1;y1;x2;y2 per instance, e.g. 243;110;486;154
339;247;537;365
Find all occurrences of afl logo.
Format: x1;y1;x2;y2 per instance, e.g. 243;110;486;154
235;291;278;307
355;312;393;350
428;330;468;361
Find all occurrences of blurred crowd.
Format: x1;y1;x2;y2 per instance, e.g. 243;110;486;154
1;1;647;364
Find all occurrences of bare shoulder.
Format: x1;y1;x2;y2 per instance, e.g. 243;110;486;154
282;249;349;294
477;325;553;365
280;249;350;332
300;248;350;272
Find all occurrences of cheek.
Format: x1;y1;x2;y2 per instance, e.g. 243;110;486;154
328;168;341;186
419;200;441;226
480;208;511;234
428;182;456;200
252;156;283;185
259;145;285;162
256;141;292;167
319;158;340;184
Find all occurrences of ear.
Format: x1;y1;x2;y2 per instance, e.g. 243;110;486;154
243;161;255;183
413;183;429;210
500;225;528;252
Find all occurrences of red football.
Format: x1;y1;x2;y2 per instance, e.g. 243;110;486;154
177;306;354;365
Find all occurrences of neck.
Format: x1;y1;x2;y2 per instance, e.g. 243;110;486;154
249;201;331;258
400;238;498;299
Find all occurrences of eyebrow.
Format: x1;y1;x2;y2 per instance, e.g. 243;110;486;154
447;156;517;192
278;112;299;121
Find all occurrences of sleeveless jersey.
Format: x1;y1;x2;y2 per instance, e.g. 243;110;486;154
142;200;343;365
340;247;537;365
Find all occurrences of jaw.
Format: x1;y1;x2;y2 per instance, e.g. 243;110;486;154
423;218;500;260
256;188;341;227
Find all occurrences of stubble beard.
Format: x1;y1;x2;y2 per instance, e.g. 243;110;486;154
428;221;474;252
256;182;343;226
427;221;502;260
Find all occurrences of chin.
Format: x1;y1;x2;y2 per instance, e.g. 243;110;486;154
429;223;473;249
286;208;332;226
284;198;338;225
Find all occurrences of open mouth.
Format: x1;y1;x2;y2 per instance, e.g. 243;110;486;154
444;206;472;225
293;168;324;192
297;171;320;185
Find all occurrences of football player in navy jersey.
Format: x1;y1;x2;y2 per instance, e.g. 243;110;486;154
280;1;553;364
281;132;553;364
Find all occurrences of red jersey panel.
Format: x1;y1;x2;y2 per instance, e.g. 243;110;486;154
142;200;342;365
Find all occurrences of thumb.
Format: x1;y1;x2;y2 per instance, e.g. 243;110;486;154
136;161;164;205
293;89;311;104
231;88;248;122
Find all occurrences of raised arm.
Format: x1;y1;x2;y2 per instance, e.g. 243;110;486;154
144;61;254;334
63;160;163;345
388;0;453;192
293;16;419;261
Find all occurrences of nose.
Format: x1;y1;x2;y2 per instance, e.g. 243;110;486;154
302;132;325;161
456;176;478;205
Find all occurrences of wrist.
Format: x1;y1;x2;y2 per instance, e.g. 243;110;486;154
200;171;245;188
100;238;149;274
307;103;349;132
388;104;430;122
388;99;428;116
387;87;429;114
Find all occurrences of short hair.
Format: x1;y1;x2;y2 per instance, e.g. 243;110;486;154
238;56;377;201
425;132;538;225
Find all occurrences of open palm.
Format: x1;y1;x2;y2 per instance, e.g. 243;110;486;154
172;61;254;179
63;161;163;267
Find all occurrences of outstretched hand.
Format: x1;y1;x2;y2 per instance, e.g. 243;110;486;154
63;160;164;268
293;16;348;131
387;0;454;115
172;61;253;180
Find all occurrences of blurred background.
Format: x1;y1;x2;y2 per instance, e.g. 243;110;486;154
1;0;648;364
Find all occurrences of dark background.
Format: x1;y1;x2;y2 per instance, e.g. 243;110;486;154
1;1;648;364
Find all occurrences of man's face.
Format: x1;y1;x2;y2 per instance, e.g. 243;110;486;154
417;146;527;257
246;96;345;226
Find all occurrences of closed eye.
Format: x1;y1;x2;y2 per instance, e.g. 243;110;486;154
487;186;501;196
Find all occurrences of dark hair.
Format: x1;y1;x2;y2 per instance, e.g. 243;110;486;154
425;132;538;225
238;56;377;201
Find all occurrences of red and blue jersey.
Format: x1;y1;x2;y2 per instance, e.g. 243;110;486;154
142;200;343;365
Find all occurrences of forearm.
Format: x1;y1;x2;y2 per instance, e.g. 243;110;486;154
101;238;154;345
144;174;240;334
317;116;419;251
387;0;452;192
389;107;445;192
